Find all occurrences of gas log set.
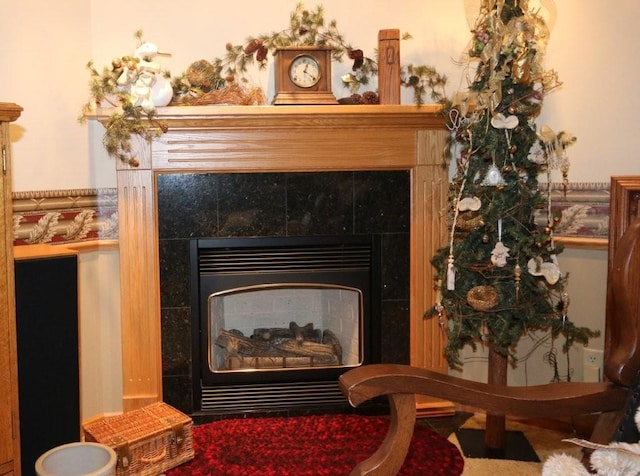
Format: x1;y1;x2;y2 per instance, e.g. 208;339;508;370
214;321;344;370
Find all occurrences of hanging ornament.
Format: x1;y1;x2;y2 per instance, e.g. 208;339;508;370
490;113;519;130
491;242;510;267
446;255;456;291
446;108;465;135
491;113;519;174
482;163;506;186
527;141;546;164
561;291;570;326
458;196;482;212
490;218;510;267
466;285;499;311
538;125;577;198
514;263;522;301
434;280;445;330
426;278;447;333
527;256;560;285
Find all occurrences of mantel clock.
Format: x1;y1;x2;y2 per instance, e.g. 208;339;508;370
272;46;338;105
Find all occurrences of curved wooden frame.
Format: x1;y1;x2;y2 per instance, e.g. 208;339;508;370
340;215;640;476
608;176;640;269
341;365;629;475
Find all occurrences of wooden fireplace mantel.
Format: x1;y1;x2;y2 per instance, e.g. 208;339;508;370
90;104;451;413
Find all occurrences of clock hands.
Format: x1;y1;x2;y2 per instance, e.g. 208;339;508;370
303;64;317;81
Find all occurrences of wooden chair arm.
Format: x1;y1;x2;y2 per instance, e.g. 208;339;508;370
339;364;629;418
348;393;416;476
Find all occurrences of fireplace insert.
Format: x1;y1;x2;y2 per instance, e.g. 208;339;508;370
190;234;381;414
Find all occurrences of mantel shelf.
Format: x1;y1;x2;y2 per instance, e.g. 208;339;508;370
87;104;443;124
89;104;447;173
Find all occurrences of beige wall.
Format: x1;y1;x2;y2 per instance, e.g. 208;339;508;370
1;1;639;418
3;1;639;189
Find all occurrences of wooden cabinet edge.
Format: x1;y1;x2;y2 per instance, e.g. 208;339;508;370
1;102;21;475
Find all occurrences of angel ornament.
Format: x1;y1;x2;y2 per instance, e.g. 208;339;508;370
491;219;510;267
491;242;510;267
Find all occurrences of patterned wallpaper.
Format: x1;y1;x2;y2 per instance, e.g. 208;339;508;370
536;182;610;240
11;183;611;246
12;188;118;245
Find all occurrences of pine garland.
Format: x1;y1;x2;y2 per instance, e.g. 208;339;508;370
430;0;598;369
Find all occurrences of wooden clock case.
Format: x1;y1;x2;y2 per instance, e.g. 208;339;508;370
272;46;338;105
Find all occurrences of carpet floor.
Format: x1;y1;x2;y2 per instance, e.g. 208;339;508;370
163;411;584;475
166;413;465;475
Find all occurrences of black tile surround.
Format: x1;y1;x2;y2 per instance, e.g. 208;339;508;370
157;171;410;416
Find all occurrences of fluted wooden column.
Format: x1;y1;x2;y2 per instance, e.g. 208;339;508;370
116;139;163;412
411;129;453;416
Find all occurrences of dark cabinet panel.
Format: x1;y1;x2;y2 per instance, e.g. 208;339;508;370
15;254;79;476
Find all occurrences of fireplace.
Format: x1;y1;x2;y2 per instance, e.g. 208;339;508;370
190;235;381;413
97;105;450;416
158;170;408;417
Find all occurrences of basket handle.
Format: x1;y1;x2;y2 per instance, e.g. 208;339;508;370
141;448;167;464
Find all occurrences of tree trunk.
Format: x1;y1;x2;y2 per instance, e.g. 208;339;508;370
485;345;508;454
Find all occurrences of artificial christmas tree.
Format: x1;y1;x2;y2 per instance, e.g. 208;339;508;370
430;0;598;454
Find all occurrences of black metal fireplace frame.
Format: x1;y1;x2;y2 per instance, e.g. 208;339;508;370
189;234;382;414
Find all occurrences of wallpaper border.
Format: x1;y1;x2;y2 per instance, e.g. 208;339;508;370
12;188;118;246
536;182;610;249
11;182;610;248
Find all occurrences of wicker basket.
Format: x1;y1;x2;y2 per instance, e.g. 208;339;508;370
83;402;194;476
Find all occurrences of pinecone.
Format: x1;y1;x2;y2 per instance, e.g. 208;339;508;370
361;91;379;104
243;39;262;55
348;49;364;71
256;45;268;62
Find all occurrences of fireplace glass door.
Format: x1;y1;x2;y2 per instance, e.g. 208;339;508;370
191;234;380;412
209;284;363;373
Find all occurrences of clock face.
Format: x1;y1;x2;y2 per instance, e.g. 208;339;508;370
288;55;321;88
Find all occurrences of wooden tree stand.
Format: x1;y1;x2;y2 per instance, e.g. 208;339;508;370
455;347;539;461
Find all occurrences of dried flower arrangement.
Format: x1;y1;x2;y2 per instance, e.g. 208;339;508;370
80;2;448;166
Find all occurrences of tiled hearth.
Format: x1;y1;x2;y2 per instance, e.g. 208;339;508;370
157;171;411;416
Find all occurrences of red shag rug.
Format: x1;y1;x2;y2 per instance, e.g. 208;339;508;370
166;413;464;476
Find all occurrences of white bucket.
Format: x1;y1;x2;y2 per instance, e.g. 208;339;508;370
35;442;117;476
